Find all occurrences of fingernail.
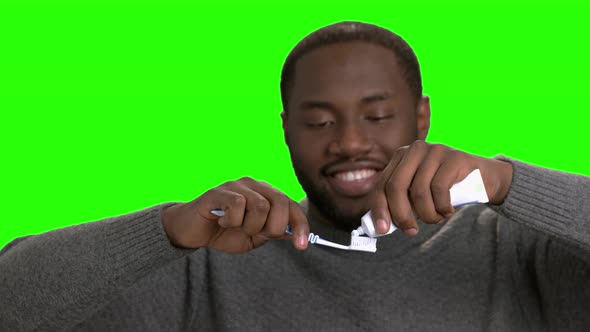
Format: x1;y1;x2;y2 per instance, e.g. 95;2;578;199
404;228;418;236
298;234;307;248
378;218;389;233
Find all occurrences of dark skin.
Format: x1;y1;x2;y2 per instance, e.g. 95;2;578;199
283;41;428;232
283;41;512;235
162;41;513;251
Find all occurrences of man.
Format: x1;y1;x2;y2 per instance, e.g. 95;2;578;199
1;21;589;331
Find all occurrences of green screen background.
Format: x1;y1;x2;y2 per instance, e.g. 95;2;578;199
1;3;589;249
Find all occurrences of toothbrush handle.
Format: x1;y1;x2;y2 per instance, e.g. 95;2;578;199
313;237;349;250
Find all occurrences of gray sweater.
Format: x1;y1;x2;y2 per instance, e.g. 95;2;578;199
1;158;590;331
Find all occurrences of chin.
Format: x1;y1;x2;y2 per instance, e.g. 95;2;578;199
332;205;368;228
293;165;367;228
313;196;368;229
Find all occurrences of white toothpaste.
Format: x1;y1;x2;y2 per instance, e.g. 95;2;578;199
352;169;489;238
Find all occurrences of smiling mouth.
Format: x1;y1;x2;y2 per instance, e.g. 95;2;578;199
326;168;381;197
332;168;377;182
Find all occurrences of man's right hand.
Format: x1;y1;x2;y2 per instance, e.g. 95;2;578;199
161;177;309;253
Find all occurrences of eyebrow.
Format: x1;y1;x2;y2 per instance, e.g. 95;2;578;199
360;92;393;105
298;92;394;111
299;101;335;111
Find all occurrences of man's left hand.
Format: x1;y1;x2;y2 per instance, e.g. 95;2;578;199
369;140;513;236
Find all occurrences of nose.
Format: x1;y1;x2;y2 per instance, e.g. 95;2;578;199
327;122;373;158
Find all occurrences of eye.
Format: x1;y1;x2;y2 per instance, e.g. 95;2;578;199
305;121;335;128
366;114;394;122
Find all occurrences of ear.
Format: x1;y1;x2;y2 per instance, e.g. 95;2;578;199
416;95;431;140
281;111;289;146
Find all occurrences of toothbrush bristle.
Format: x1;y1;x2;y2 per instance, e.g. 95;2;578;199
350;236;377;253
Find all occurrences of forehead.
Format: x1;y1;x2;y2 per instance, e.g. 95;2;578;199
290;41;410;105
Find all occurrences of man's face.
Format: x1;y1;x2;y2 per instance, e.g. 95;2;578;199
283;41;429;229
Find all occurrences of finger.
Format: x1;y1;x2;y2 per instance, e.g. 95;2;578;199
386;142;429;235
376;145;408;188
409;145;447;224
197;188;246;228
244;181;291;239
263;194;291;239
369;146;408;234
233;186;271;236
368;191;393;235
431;157;466;218
287;200;309;250
218;191;248;228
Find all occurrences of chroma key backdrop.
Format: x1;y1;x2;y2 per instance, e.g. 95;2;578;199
1;2;589;248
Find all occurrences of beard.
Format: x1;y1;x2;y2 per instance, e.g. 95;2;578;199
292;163;368;231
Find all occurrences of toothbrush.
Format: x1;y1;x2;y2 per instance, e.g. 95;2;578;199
210;209;377;253
286;225;377;253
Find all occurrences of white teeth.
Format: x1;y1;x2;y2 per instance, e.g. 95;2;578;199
334;169;376;182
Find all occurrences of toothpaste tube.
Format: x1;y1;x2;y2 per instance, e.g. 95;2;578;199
352;169;489;238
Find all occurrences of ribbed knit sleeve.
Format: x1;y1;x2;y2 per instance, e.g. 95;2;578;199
0;203;193;331
492;157;590;252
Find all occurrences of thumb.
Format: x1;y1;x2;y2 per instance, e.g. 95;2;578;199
369;191;394;235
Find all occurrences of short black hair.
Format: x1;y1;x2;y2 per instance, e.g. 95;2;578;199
280;21;422;111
